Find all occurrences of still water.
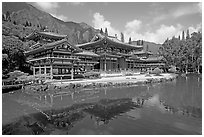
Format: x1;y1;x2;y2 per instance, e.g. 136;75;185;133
2;74;202;135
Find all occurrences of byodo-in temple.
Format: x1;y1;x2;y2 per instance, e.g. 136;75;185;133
25;30;165;79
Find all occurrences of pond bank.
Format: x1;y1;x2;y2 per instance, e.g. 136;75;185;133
46;73;177;90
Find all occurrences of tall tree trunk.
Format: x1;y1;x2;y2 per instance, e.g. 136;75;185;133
197;65;200;74
185;65;188;74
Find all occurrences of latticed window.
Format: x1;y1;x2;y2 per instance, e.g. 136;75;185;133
107;47;112;53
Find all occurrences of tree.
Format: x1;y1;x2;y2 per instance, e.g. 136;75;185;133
100;28;103;34
186;29;190;39
159;31;202;73
137;40;140;45
129;37;132;44
121;32;124;42
182;30;185;40
2;14;6;21
141;40;144;45
2;36;30;73
105;28;108;36
25;20;29;27
6;11;10;21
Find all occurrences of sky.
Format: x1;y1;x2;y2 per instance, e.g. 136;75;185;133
30;2;202;44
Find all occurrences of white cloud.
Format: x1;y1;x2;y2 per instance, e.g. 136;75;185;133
34;2;59;11
124;24;183;44
51;13;68;22
188;23;202;34
33;2;68;22
92;12;120;36
92;13;200;44
125;19;142;33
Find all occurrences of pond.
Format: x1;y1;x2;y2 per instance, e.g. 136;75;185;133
2;74;202;135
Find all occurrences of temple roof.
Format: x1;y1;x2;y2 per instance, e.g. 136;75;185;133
99;53;122;58
128;55;140;60
139;56;164;62
76;38;104;48
76;33;143;50
25;31;67;40
30;42;42;49
74;50;100;57
25;38;82;56
133;50;153;55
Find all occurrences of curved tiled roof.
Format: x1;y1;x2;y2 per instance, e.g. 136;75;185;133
99;53;122;58
133;50;153;55
74;50;99;57
25;38;82;55
30;42;42;49
139;56;164;62
76;38;104;47
76;33;143;50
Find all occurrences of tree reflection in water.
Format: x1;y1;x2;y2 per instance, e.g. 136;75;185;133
2;93;202;135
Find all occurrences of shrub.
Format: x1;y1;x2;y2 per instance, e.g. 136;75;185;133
168;66;177;73
151;67;162;76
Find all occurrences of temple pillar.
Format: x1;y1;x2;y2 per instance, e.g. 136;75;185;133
104;57;107;71
50;65;53;80
44;65;46;79
44;66;46;74
39;66;41;74
33;67;35;76
71;65;74;80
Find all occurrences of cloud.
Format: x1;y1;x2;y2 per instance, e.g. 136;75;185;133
92;12;120;36
124;24;183;44
125;19;142;33
34;2;59;11
144;24;183;43
188;23;202;34
51;13;68;22
32;2;68;22
92;12;200;44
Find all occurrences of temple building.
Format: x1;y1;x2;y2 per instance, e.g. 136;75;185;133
25;30;165;79
25;31;99;79
76;33;143;71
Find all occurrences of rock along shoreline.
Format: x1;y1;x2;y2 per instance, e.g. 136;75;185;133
44;73;178;91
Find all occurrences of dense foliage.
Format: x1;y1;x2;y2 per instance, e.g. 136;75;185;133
2;21;33;75
151;67;163;76
159;31;202;73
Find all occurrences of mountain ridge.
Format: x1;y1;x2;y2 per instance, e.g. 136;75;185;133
3;2;98;44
